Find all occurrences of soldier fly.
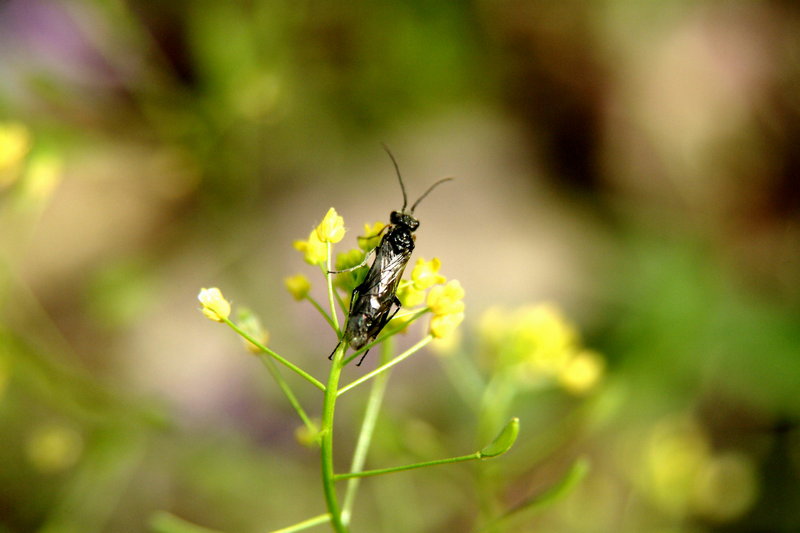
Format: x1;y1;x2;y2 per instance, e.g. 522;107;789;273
330;147;452;365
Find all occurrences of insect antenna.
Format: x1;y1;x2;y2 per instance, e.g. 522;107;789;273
381;143;408;212
410;177;454;213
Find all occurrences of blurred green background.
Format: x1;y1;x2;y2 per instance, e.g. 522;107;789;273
1;1;799;532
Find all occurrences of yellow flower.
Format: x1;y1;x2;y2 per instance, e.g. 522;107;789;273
427;280;465;316
558;350;604;394
426;279;465;339
237;308;269;353
293;229;327;265
430;312;464;339
284;274;311;301
358;221;386;251
315;207;345;243
411;257;446;290
198;287;231;322
397;282;426;308
0;121;31;172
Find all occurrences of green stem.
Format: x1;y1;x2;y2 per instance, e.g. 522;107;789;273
325;242;340;333
341;340;393;524
334;452;482;480
224;318;325;391
256;353;316;434
320;343;348;533
338;335;433;396
268;513;331;533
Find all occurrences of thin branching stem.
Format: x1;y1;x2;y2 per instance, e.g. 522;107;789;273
334;452;482;480
337;335;433;396
256;353;316;434
224;319;325;391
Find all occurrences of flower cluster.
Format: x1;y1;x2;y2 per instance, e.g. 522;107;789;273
426;280;465;339
290;208;465;343
199;206;466;362
478;303;603;394
627;415;758;522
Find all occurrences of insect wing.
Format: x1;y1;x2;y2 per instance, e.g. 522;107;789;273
360;242;409;300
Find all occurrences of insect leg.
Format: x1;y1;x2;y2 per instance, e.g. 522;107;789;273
328;340;343;361
327;247;376;274
356;224;389;247
356;348;370;366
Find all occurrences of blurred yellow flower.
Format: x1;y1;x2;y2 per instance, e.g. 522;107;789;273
0;121;31;172
284;274;311;301
427;280;465;316
315;207;345;243
21;151;62;202
295;421;322;448
237;308;269;353
691;451;757;522
514;304;577;361
477;305;508;348
358;221;386;251
411;257;446;290
198;287;231;322
477;303;604;393
26;424;83;474
643;416;710;517
430;312;464;339
558;350;604;394
293;229;327;265
629;415;759;523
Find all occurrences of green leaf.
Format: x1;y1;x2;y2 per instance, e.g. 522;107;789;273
479;417;519;458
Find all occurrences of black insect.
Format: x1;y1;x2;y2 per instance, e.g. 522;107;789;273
330;147;452;365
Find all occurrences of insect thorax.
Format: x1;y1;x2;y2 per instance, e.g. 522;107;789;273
385;224;415;254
